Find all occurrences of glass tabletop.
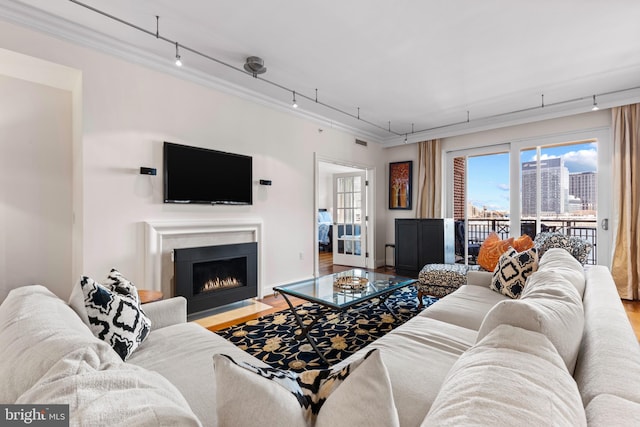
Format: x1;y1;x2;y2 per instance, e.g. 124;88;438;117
274;269;416;310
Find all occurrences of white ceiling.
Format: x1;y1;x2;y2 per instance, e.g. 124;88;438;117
5;0;640;145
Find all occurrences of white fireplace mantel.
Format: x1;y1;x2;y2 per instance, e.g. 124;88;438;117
144;218;264;297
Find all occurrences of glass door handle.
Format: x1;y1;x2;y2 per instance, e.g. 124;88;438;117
601;218;608;230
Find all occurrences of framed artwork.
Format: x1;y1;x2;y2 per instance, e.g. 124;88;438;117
389;161;412;210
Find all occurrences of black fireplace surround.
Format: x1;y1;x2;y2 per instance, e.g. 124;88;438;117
174;242;258;318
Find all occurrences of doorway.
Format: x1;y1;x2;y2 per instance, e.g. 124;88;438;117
315;157;374;276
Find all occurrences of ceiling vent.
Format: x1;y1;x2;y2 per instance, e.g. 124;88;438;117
355;139;368;147
243;56;267;76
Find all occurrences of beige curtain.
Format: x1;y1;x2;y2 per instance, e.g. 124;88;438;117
416;139;442;218
611;104;640;300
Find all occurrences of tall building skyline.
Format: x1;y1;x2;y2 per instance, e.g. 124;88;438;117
521;158;569;216
570;171;597;211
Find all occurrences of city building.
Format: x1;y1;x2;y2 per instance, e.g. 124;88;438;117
570;172;597;211
521;158;569;216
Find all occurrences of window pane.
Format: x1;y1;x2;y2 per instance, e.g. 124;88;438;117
519;141;598;263
345;209;353;223
345;193;353;208
344;177;353;192
466;151;510;248
456;152;509;265
520;148;537;218
467;153;510;220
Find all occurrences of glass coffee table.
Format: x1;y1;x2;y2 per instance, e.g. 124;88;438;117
273;269;416;364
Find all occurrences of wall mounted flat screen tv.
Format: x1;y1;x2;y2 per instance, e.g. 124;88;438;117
164;142;252;205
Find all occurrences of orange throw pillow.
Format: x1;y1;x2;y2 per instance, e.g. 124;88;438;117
513;234;534;252
477;232;514;272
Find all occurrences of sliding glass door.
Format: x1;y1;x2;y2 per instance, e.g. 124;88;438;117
446;129;611;266
519;141;599;264
450;150;510;264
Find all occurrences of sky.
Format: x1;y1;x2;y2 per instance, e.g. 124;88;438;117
466;142;597;212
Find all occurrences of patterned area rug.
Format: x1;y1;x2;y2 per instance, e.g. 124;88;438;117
217;286;438;372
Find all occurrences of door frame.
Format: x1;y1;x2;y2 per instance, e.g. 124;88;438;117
314;153;376;277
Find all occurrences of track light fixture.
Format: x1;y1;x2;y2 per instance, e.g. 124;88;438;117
591;95;599;111
174;42;182;67
292;91;298;109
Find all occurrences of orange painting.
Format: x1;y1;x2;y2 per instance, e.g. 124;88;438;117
389;161;412;209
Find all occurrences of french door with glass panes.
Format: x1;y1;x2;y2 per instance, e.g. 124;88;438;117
333;171;367;267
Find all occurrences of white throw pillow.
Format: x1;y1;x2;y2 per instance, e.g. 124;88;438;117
69;269;151;361
17;347;201;426
423;325;587;426
490;246;538;298
478;270;584;373
213;349;399;427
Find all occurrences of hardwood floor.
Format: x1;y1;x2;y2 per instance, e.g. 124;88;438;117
205;251;640;342
622;300;640;341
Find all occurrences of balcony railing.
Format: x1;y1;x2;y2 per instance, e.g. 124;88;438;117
464;218;597;265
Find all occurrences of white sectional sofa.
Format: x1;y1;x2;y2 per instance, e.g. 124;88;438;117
1;249;639;426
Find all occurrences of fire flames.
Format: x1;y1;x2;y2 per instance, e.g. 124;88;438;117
201;277;243;292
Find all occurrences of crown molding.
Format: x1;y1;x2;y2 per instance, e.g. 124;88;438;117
383;88;640;147
0;0;386;144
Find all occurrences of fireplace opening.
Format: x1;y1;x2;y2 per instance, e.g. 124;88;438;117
194;257;246;294
174;242;258;318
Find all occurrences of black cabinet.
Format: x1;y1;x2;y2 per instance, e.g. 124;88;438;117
394;218;455;277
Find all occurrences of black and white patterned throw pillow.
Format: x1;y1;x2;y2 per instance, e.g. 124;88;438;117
534;232;592;264
76;269;151;360
222;350;369;423
491;247;539;298
213;348;399;427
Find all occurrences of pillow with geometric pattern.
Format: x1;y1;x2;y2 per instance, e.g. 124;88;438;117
491;247;539;298
69;269;151;361
534;232;592;265
213;349;399;427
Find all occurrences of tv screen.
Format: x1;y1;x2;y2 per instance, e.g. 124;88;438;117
164;142;252;205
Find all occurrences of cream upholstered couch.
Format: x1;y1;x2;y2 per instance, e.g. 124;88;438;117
1;249;639;426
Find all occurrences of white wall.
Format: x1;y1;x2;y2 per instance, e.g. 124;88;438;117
0;20;387;299
0;74;72;301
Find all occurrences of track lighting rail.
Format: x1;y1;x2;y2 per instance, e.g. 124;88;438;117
69;0;640;140
68;0;398;136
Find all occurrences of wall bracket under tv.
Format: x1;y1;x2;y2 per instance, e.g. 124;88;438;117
163;142;253;205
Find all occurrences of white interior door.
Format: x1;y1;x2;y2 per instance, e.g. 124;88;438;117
332;171;367;267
